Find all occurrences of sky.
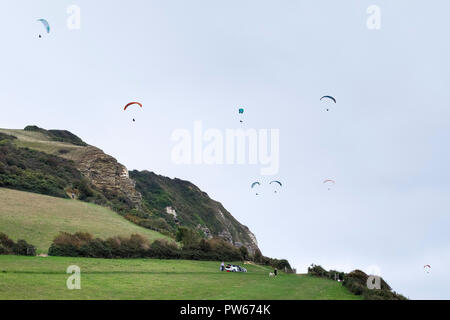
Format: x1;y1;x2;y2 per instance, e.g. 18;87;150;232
1;0;449;299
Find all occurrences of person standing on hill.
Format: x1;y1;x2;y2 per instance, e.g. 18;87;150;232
220;262;225;271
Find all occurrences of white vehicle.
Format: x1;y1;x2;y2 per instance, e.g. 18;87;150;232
225;264;247;272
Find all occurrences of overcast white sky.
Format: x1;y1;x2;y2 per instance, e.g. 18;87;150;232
1;0;449;299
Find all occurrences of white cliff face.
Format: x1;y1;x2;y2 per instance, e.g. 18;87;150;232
165;206;177;218
246;229;258;248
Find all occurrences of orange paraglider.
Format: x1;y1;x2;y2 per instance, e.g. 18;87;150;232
123;102;142;110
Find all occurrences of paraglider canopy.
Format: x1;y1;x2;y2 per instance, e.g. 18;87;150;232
124;102;143;122
251;181;261;195
37;19;50;37
123;102;143;110
269;180;282;193
320;95;336;111
251;181;261;188
323;179;335;190
320;96;336;103
270;180;282;186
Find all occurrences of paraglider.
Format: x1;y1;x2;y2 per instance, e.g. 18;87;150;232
269;180;282;193
37;19;50;38
124;102;142;122
323;179;335;190
424;265;431;274
320;95;336;111
251;181;261;195
238;107;244;123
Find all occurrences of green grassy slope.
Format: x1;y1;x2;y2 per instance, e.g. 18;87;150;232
0;255;361;300
0;188;171;253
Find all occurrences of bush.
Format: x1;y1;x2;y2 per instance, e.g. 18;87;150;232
176;227;201;249
48;232;246;262
0;233;36;256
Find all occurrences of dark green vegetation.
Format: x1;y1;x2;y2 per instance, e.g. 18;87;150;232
0;256;361;300
0;233;36;256
48;231;245;261
308;264;407;300
0;133;83;198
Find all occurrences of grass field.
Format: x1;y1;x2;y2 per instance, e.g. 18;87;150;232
0;255;361;300
0;188;171;253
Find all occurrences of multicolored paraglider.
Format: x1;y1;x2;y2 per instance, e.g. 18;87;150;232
124;102;143;122
424;265;431;274
37;19;50;38
323;179;335;190
269;180;282;193
320;95;336;111
251;181;261;195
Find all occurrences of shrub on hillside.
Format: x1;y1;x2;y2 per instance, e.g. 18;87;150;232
48;231;247;261
0;233;36;256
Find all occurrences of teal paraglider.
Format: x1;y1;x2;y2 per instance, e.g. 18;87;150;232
238;108;244;123
37;19;50;38
251;181;261;195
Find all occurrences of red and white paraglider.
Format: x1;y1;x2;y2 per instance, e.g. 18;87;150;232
323;179;335;190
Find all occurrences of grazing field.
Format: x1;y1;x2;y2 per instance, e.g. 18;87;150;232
0;255;361;300
0;188;171;253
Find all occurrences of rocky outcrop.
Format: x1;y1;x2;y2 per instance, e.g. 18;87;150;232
196;224;213;239
70;146;142;207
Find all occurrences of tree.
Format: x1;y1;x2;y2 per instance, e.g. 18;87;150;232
175;227;200;249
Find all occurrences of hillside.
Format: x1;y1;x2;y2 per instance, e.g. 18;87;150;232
0;126;259;253
0;255;361;300
0;188;171;253
131;170;258;253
